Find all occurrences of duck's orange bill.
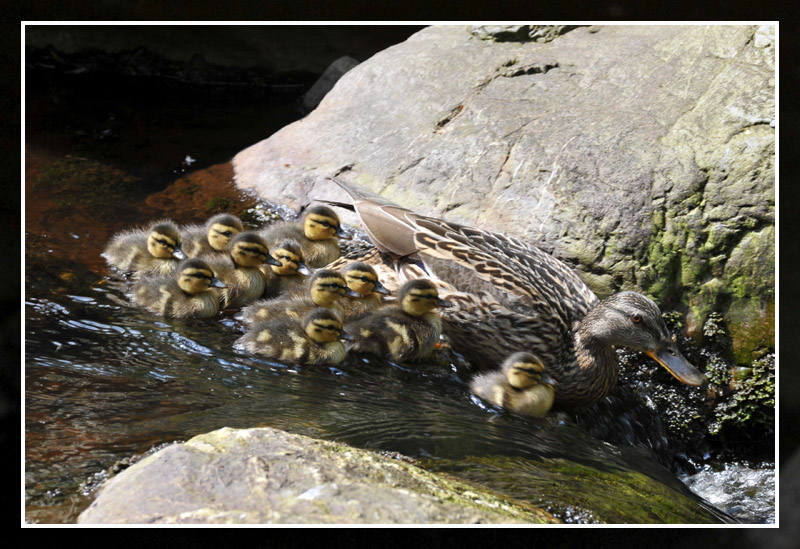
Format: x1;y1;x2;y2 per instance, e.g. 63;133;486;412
645;342;708;386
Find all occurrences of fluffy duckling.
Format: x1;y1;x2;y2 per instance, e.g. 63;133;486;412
241;268;359;328
130;258;226;318
338;261;391;321
181;213;244;258
347;278;450;362
260;204;349;268
104;220;187;276
260;239;313;298
205;231;282;309
235;308;352;365
469;352;557;418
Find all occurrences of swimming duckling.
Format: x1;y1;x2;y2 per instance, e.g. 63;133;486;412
103;220;187;276
260;239;313;298
469;352;557;418
338;261;391;321
347;278;450;362
260;204;349;268
181;213;244;258
130;257;226;318
204;231;282;309
235;308;352;365
241;268;359;328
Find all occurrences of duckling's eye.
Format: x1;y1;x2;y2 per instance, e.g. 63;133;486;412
631;313;642;324
221;231;233;237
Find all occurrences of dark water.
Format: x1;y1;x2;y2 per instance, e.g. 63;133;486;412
23;49;774;525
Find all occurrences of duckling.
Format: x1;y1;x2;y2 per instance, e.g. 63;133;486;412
347;278;450;362
470;352;557;418
241;268;359;328
260;204;349;267
260;239;313;298
338;261;391;321
204;231;282;309
235;308;352;365
130;258;226;318
103;220;187;276
180;213;244;258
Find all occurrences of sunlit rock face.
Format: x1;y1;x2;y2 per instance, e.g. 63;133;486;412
233;25;774;361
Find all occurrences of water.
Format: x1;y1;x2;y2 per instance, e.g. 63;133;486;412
23;47;774;525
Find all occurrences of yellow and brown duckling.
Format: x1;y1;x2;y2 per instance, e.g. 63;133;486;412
235;307;352;365
130;257;226;318
241;268;359;329
204;231;282;309
338;261;391;321
103;220;187;276
260;204;349;268
470;352;557;418
347;278;450;362
325;176;707;409
180;213;244;258
260;239;313;298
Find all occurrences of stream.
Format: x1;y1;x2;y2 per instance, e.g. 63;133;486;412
23;38;775;525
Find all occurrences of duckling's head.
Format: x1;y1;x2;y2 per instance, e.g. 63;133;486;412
308;269;361;307
302;308;350;344
229;232;281;268
176;258;226;294
147;221;186;260
343;262;390;296
581;291;707;387
269;239;312;276
502;352;556;390
397;279;450;317
302;205;349;241
205;213;244;251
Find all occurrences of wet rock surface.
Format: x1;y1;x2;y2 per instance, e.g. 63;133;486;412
77;427;559;524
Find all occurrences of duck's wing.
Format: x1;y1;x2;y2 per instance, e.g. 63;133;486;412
327;176;598;330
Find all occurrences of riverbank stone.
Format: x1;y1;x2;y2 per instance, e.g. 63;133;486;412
233;24;774;363
77;427;558;524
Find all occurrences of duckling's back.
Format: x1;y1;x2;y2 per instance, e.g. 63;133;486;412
131;276;220;318
348;305;441;362
235;317;346;365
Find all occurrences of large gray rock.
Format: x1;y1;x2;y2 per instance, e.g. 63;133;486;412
77;427;557;524
233;25;774;363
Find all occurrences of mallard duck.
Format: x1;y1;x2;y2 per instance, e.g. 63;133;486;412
259;239;313;298
235;307;352;365
323;176;707;409
241;268;359;328
130;257;226;318
470;352;557;418
180;213;244;258
205;231;282;309
338;261;391;321
260;204;349;267
103;220;187;276
347;278;450;362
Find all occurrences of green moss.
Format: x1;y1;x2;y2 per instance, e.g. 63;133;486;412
204;196;236;213
709;354;774;435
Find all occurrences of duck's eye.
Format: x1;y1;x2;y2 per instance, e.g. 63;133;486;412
221;231;233;237
631;313;642;323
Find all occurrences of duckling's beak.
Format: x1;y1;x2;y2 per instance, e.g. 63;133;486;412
297;262;312;276
265;254;283;267
540;373;557;387
373;280;391;295
334;226;351;240
210;277;227;288
172;247;187;260
436;298;453;308
344;287;362;298
645;340;707;387
339;330;355;341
